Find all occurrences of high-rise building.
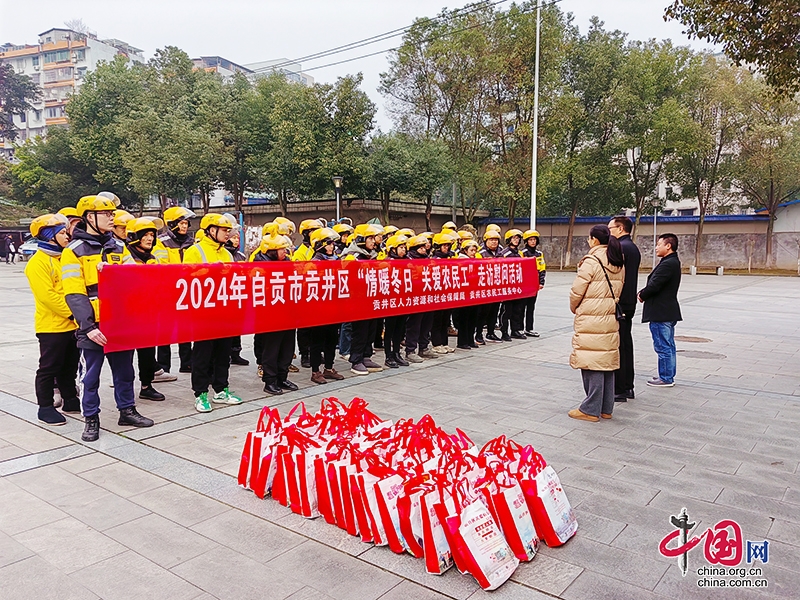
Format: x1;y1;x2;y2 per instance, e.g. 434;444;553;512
0;28;144;157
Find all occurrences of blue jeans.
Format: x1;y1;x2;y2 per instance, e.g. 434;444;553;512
339;322;352;356
79;347;136;417
649;321;677;384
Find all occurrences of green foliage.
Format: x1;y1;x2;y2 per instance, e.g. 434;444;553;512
0;63;41;142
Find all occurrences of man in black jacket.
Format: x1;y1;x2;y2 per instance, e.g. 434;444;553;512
609;216;641;401
638;233;682;387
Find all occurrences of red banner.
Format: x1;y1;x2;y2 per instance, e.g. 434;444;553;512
98;258;539;352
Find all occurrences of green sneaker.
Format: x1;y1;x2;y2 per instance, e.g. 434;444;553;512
213;387;243;405
195;393;213;413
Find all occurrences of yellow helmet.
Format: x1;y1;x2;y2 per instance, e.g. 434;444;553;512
126;217;164;245
504;228;524;241
398;227;415;237
299;219;323;235
273;216;296;235
406;234;429;249
112;210;134;227
442;221;457;231
433;232;456;246
260;234;293;252
262;221;291;236
30;213;68;238
333;223;354;236
163;206;196;227
460;240;480;252
382;225;399;237
200;213;235;230
353;223;383;238
385;233;409;253
457;230;474;241
523;229;540;240
97;191;121;205
76;195;118;216
483;230;501;241
310;227;339;249
486;224;501;233
57;207;80;220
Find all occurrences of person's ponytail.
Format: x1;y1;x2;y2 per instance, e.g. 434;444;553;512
607;235;624;267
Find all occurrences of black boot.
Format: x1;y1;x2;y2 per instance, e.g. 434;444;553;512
510;331;526;340
139;386;165;401
300;354;311;369
384;354;399;369
230;352;250;366
118;407;154;428
280;380;299;391
394;353;409;367
61;397;81;413
263;381;283;395
82;415;100;442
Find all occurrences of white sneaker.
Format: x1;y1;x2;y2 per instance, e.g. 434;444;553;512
340;354;350;361
444;345;455;353
433;346;448;354
152;372;178;383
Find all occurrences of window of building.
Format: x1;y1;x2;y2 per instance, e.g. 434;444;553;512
32;56;39;68
74;49;85;62
16;58;25;70
33;110;41;121
19;112;26;123
45;107;65;118
76;67;87;79
43;49;70;64
30;73;40;85
679;208;696;216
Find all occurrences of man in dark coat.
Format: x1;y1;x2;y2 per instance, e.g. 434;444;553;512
609;216;641;401
638;233;682;387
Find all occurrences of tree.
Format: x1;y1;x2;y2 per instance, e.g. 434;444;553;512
0;64;41;142
406;137;452;231
366;132;413;224
732;90;800;267
665;0;800;95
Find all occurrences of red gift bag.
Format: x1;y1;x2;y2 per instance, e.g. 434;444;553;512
519;464;577;547
237;407;282;491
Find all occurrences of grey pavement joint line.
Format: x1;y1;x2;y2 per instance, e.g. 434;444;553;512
0;444;93;476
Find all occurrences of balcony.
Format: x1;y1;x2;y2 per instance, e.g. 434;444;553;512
45;117;69;126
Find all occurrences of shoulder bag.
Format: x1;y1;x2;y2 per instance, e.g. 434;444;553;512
591;256;625;321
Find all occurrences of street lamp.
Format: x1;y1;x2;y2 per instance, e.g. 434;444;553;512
529;0;541;230
332;176;343;222
652;197;659;269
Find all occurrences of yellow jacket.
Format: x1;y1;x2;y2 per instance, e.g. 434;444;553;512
292;244;313;262
183;235;233;264
24;248;77;334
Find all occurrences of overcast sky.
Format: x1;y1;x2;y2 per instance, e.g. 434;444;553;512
1;0;717;129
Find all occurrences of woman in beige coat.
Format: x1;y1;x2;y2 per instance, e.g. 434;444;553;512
568;224;625;421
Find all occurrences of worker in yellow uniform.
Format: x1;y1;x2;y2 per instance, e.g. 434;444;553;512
383;233;410;369
430;232;457;354
293;219;321;369
498;228;526;341
476;229;503;343
455;240;481;350
25;213;80;425
403;234;437;363
521;229;546;337
62;195;154;442
183;213;243;413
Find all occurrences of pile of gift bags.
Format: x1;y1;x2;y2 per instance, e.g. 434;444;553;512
237;398;577;591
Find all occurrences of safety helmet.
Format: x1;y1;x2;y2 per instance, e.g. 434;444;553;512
460;240;480;252
421;231;434;240
260;234;293;252
273;216;296;235
163;206;196;227
97;191;121;205
504;228;524;241
442;221;457;231
406;234;429;249
112;210;134;228
299;219;323;235
382;225;399;237
457;230;474;241
433;231;455;247
385;233;409;253
57;207;80;220
333;223;354;236
30;213;68;238
486;224;501;233
397;227;415;237
353;223;383;239
483;230;501;241
200;213;235;230
523;229;540;240
222;213;242;233
262;221;291;236
126;217;164;245
76;195;118;216
310;227;338;249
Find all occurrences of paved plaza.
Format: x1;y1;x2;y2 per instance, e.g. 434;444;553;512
0;264;799;599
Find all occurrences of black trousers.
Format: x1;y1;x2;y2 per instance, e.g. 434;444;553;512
136;347;157;387
383;315;407;358
157;343;192;372
350;319;378;365
310;324;339;371
374;318;385;347
405;311;433;354
456;307;478;347
191;338;232;397
297;328;312;358
35;331;79;408
499;299;525;334
524;295;538;331
615;306;636;395
259;330;295;384
431;310;451;347
482;302;501;334
230;336;242;355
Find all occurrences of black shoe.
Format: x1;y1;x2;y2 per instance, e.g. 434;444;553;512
470;343;479;349
61;398;81;413
280;380;299;391
525;330;540;338
485;333;502;342
300;355;311;369
179;365;192;373
118;407;154;428
82;415;100;442
263;382;283;395
230;353;250;366
510;331;526;340
626;389;635;399
475;336;485;345
139;386;165;401
38;406;66;426
394;354;409;367
456;344;472;350
384;356;399;369
501;333;513;342
614;395;628;403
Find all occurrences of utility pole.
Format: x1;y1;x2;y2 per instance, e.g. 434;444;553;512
529;0;541;230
